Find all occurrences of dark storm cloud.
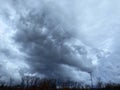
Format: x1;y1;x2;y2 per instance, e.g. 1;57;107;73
13;1;95;79
1;0;120;84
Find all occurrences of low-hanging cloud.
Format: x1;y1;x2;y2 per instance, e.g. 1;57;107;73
13;0;96;79
1;0;120;84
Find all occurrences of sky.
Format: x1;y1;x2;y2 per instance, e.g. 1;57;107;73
0;0;120;85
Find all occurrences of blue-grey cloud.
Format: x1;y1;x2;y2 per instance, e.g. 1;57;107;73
0;0;120;85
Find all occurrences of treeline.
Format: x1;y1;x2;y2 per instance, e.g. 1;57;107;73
0;76;120;90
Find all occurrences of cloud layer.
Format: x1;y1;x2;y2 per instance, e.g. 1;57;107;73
0;0;120;84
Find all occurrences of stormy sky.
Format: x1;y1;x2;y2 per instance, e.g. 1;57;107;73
0;0;120;84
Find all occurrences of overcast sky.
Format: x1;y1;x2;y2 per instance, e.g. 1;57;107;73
0;0;120;85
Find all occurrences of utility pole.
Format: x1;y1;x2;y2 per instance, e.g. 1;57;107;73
90;72;93;90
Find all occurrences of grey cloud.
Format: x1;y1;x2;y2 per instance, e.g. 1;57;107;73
13;0;95;80
1;0;120;84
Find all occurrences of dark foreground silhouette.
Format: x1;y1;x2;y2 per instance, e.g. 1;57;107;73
0;76;120;90
1;84;120;90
